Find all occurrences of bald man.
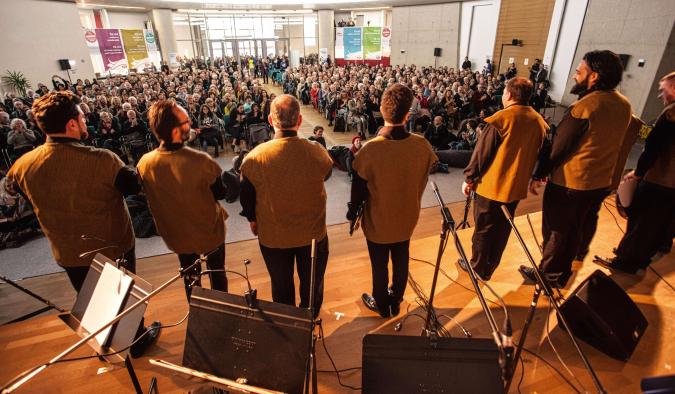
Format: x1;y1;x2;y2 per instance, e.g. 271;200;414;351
240;95;333;316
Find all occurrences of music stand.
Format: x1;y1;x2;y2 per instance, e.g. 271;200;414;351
179;286;313;393
59;254;155;394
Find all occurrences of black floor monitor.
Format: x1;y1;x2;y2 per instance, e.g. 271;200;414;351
362;334;503;394
182;286;313;393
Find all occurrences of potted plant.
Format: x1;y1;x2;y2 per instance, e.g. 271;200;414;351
2;70;32;97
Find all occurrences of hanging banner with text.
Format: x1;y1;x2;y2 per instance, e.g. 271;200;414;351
363;27;382;60
343;27;363;61
121;29;150;70
335;27;345;59
95;29;128;72
144;29;158;52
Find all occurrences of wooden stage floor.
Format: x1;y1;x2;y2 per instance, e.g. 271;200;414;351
1;196;674;393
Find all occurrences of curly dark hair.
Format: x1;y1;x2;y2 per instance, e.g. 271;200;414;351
583;50;624;90
380;83;413;124
31;91;81;134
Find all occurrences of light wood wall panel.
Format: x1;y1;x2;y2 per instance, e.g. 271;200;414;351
492;0;556;77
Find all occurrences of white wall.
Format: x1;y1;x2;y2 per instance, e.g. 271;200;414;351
459;0;500;70
545;0;589;102
391;3;461;67
0;0;95;93
107;11;151;30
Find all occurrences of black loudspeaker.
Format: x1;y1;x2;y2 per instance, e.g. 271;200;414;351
560;270;647;361
58;59;71;70
619;54;630;70
511;39;519;46
434;47;442;57
362;334;503;394
182;287;312;393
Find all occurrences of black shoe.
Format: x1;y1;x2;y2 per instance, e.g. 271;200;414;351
387;288;401;317
518;266;564;289
457;259;488;281
361;293;390;318
130;321;161;359
575;250;588;261
592;255;638;274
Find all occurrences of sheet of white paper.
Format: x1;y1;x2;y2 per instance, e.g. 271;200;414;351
80;263;133;348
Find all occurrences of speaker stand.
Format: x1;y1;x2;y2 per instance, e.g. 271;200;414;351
501;206;606;393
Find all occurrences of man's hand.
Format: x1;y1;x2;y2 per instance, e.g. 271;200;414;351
529;178;547;195
249;221;258;236
462;181;474;197
623;170;641;182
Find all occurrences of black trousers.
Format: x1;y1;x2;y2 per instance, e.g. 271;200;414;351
366;239;410;311
575;191;608;261
259;236;329;315
470;194;519;280
540;182;610;285
178;242;227;299
615;181;675;271
64;247;137;293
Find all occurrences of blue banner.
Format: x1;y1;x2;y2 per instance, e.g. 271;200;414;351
343;27;363;60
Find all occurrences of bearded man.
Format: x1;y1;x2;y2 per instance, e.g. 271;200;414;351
137;100;229;299
520;50;632;288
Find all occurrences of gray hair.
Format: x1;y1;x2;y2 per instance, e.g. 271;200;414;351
10;118;27;129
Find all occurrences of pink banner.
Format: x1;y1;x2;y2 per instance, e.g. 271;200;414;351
95;29;127;71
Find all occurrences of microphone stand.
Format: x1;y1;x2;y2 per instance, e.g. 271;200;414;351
426;182;511;383
500;206;606;393
0;276;66;324
304;239;319;394
1;259;202;393
422;182;453;336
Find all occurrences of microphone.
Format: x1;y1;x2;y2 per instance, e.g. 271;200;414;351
242;259;257;309
429;181;455;228
501;318;515;381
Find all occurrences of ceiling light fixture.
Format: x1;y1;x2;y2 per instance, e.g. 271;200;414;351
338;6;392;10
77;2;147;10
167;0;376;5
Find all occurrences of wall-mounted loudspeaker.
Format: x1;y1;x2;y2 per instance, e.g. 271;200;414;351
58;59;71;71
434;48;442;57
619;54;630;70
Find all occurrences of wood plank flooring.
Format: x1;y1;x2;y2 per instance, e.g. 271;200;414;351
1;196;673;393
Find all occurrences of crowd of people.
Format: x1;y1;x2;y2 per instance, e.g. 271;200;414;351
1;50;672;329
279;57;553;156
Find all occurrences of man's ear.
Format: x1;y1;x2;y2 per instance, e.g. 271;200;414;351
588;71;600;87
296;113;303;128
402;112;411;125
65;117;79;133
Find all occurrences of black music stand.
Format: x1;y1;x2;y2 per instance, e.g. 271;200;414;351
59;254;155;394
180;287;313;393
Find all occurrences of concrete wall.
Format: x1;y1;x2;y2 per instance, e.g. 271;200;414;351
561;0;675;119
0;0;95;94
391;3;461;67
642;23;675;122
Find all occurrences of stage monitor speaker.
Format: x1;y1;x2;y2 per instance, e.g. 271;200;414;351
434;47;442;57
58;59;71;71
362;334;502;394
560;270;647;361
182;286;313;394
